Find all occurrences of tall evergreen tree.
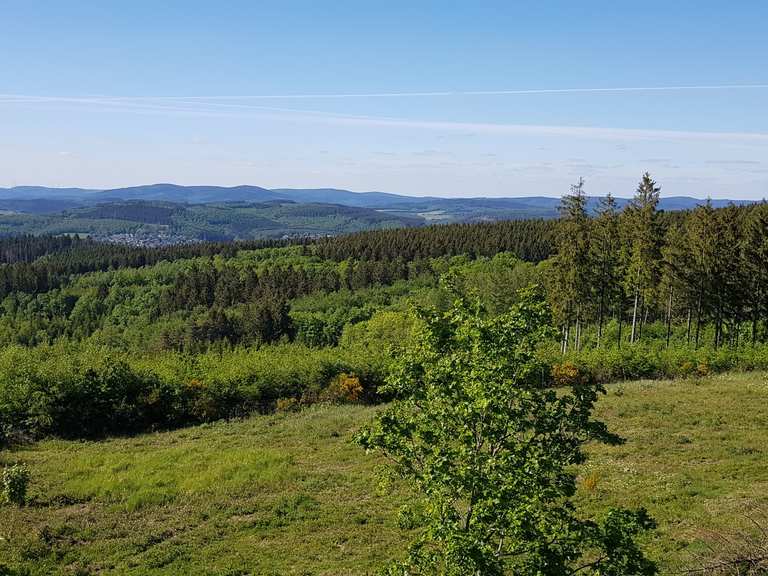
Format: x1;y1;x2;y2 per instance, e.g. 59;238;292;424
684;201;718;348
743;203;768;343
552;178;592;352
590;194;621;348
623;173;662;344
660;222;690;347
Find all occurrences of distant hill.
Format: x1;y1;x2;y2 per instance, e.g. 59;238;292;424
0;199;423;243
0;185;759;236
93;184;283;204
0;198;85;214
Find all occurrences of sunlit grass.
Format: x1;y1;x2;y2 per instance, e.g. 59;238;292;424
1;372;767;574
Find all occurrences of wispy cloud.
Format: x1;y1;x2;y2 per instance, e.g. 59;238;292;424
3;92;768;143
4;83;767;101
704;159;762;165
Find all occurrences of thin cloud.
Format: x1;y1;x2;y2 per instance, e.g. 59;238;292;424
2;83;768;102
704;159;762;165
2;93;768;143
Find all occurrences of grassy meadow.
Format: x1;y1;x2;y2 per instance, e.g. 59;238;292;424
2;371;767;575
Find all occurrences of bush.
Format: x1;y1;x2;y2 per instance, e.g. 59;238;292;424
275;397;299;413
2;464;30;506
544;342;768;386
551;361;583;387
0;341;391;440
321;373;364;404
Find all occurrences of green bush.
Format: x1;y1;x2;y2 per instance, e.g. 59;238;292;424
2;464;30;506
543;342;768;385
0;341;391;440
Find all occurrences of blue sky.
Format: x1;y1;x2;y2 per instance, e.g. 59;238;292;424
1;1;767;198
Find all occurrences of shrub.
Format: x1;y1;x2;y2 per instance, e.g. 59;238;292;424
275;397;299;413
321;373;364;404
551;361;582;387
2;464;30;506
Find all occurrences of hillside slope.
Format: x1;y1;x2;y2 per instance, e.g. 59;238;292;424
2;372;766;575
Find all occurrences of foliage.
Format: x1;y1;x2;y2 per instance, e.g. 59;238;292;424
0;342;388;440
356;290;656;575
321;373;364;404
1;464;30;506
543;337;768;384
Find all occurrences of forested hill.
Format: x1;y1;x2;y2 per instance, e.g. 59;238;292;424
0;184;757;231
0;189;767;447
0;200;423;243
0;218;555;299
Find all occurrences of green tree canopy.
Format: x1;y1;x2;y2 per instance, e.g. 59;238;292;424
357;286;656;576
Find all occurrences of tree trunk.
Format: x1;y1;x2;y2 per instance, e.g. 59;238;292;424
665;289;673;348
714;305;722;349
630;286;640;344
561;324;567;354
639;298;647;342
597;286;605;349
575;316;581;352
617;299;623;349
694;289;703;350
686;307;692;345
578;319;582;352
752;306;759;346
563;322;570;354
575;303;584;351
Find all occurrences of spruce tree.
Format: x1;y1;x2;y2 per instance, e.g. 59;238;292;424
552;178;592;352
590;194;621;348
623;173;662;344
742;202;768;343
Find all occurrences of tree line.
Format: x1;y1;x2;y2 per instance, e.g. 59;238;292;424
0;217;557;299
551;173;768;351
315;218;556;262
0;236;292;299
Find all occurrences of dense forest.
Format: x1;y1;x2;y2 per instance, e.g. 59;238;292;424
551;174;768;351
0;174;767;446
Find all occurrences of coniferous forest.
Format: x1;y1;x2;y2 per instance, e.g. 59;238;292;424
0;174;766;446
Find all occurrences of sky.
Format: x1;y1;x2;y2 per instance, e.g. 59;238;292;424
1;1;767;199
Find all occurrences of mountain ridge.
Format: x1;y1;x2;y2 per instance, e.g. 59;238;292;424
0;184;759;214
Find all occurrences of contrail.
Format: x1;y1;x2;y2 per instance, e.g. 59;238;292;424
2;83;768;101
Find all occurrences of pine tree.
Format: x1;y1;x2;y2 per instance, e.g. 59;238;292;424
711;205;745;347
660;222;689;347
552;178;592;352
685;201;717;349
742;202;768;344
623;173;662;344
590;194;621;348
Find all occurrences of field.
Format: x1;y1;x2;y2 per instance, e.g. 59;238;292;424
2;371;767;575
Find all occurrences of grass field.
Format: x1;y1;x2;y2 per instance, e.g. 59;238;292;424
2;372;767;575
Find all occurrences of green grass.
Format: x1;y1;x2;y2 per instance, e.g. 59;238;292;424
2;372;768;575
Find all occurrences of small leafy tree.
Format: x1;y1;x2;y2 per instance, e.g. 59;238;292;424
356;287;656;575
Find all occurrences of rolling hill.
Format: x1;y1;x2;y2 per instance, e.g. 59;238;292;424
0;184;759;244
0;200;423;243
